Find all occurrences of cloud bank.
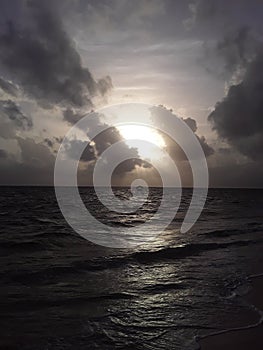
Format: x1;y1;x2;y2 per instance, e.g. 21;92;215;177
208;30;263;160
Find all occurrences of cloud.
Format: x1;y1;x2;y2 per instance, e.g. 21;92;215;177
0;1;116;185
0;131;150;185
0;100;32;130
0;137;55;185
183;117;197;132
212;26;262;85
0;77;18;97
63;106;144;169
150;106;214;161
0;149;7;159
181;117;214;158
64;139;96;163
217;27;254;73
0;120;16;139
64;0;165;34
87;114;152;172
63;108;86;125
184;0;219;29
17;137;55;167
0;1;153;185
64;111;151;175
209;161;263;188
184;0;263;32
0;2;112;109
43;138;54;148
208;41;263;160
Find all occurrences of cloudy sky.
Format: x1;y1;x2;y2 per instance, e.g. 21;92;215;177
0;0;263;187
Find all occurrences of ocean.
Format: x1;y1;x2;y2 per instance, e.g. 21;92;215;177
0;187;263;349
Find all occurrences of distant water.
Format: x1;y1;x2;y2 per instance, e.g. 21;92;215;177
0;187;263;349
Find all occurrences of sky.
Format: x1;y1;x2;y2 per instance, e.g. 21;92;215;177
0;0;263;187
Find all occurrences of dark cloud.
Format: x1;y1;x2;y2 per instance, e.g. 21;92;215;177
44;138;54;148
55;136;63;144
64;139;96;163
183;117;214;158
1;136;55;184
43;136;64;149
0;1;112;109
185;0;263;33
218;147;231;155
63;109;123;157
184;0;222;30
200;26;261;82
0;99;32;130
216;26;260;77
99;142;151;175
93;126;124;156
183;117;197;133
97;76;113;96
0;120;16;139
196;135;214;157
209;161;263;188
0;149;7;158
17;137;55;167
208;46;263;160
114;158;152;175
0;137;55;185
64;111;151;174
0;134;149;185
150;106;214;161
0;77;18;96
63;108;85;125
0;0;146;185
0;1;115;185
87;114;152;172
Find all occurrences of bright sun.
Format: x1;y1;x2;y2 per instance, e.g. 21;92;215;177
118;124;166;159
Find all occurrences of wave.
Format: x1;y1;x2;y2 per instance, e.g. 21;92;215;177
0;241;46;252
35;217;64;226
140;282;186;292
199;225;263;238
131;240;257;262
72;239;258;272
1;292;138;312
109;221;134;227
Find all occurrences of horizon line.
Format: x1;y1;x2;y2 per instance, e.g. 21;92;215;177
0;184;263;190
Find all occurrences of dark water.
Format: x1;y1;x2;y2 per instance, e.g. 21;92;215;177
0;187;263;349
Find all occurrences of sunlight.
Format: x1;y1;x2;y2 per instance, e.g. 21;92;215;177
118;124;166;159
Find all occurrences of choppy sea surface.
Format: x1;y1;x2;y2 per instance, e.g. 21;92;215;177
0;187;263;349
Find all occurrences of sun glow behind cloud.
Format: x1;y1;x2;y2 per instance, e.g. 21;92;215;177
118;124;166;159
